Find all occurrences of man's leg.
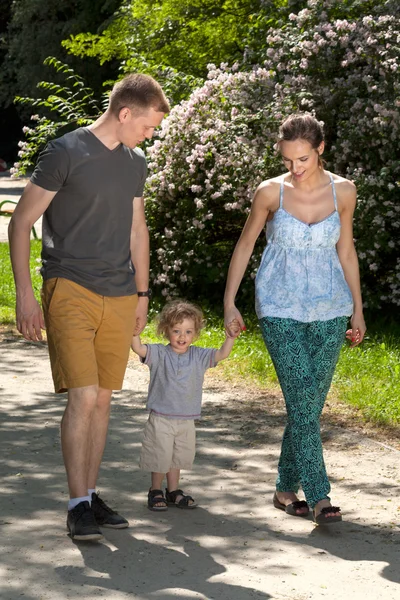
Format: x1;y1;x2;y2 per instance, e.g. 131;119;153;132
87;387;113;491
83;386;130;529
88;293;137;527
42;279;130;537
61;385;104;541
61;385;99;498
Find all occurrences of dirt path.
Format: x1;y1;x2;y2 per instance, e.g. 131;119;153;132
1;336;399;600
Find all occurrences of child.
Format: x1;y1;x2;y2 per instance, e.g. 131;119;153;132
131;299;241;511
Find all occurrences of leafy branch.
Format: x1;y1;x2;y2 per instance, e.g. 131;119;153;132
12;57;103;176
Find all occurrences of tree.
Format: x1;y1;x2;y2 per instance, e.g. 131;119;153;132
0;0;122;160
0;0;123;106
0;0;19;161
63;0;286;78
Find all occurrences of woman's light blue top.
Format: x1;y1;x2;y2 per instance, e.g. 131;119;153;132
255;174;353;323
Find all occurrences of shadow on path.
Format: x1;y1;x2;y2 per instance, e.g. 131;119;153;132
0;338;399;599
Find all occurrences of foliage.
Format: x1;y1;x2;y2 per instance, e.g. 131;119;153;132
145;66;296;306
63;0;285;79
119;60;204;107
145;0;400;310
0;0;122;107
334;332;400;426
11;58;102;176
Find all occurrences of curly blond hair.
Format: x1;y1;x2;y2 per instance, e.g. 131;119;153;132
157;300;205;339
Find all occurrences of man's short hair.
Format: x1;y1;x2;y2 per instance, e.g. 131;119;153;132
109;73;170;117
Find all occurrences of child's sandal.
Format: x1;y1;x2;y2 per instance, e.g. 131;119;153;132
165;488;197;509
147;488;168;511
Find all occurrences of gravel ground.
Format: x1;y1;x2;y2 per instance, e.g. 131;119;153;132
1;335;399;600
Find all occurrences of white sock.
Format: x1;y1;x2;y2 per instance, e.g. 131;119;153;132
68;495;91;511
88;488;96;498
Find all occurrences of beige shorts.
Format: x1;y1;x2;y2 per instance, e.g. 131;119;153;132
139;412;196;473
41;277;137;393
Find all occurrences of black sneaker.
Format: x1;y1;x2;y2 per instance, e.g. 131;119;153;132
91;492;129;529
67;501;104;541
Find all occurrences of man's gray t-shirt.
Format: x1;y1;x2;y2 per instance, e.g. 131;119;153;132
31;127;147;296
141;344;217;419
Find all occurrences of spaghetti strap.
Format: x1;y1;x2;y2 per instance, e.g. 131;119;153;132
279;177;284;208
329;173;338;211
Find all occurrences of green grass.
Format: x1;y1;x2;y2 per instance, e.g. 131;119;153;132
0;240;42;323
333;335;400;425
1;240;399;427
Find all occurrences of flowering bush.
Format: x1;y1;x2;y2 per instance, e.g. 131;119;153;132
146;0;400;310
145;66;297;306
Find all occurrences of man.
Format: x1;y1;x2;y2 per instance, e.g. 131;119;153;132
8;74;169;542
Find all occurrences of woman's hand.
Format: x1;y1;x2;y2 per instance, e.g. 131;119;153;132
346;313;366;347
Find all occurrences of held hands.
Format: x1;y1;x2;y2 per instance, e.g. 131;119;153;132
216;316;243;362
224;305;246;339
345;313;367;348
226;318;243;339
133;297;149;335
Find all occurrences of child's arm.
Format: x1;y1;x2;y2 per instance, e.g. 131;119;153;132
131;335;148;359
215;319;241;363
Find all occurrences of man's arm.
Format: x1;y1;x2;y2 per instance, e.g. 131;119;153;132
130;195;150;335
8;182;56;341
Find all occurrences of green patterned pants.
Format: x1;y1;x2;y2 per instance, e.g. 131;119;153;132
259;316;348;508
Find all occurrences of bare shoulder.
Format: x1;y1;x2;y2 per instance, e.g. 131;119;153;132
330;172;357;210
254;176;282;211
330;172;356;196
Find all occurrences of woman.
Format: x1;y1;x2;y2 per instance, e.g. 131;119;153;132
224;113;366;525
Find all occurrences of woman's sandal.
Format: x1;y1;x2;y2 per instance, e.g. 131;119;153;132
147;488;168;511
313;506;342;525
165;488;197;509
273;492;309;517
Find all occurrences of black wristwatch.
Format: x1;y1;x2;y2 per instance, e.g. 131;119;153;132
137;289;152;298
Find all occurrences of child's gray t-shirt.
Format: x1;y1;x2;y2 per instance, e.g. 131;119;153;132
141;344;217;419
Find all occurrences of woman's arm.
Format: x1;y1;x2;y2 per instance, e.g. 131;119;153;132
336;179;366;346
223;180;277;333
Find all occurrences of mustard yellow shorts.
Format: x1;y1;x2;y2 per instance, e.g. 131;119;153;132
41;277;137;393
139;412;196;473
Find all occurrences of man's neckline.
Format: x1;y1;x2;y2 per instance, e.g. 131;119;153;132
84;127;122;153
